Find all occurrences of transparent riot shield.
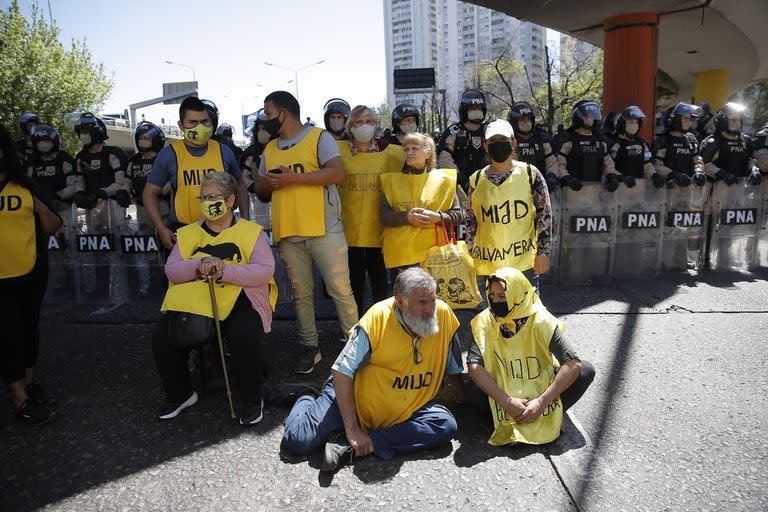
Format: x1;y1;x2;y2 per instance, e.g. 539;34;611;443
119;203;166;301
708;179;762;272
72;199;128;305
540;186;562;284
661;183;711;271
759;180;768;267
44;200;76;303
611;180;665;279
558;183;615;285
249;194;272;231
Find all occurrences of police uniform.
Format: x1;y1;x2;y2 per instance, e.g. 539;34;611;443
75;145;128;197
651;132;699;178
515;129;555;174
555;128;613;183
437;123;489;190
700;132;755;180
611;135;653;179
26;150;77;205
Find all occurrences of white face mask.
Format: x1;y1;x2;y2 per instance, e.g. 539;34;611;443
518;120;533;133
329;119;345;133
79;133;92;145
728;119;742;132
257;129;271;145
624;121;639;135
467;109;484;122
351;124;375;143
400;122;417;135
138;139;153;150
37;141;55;153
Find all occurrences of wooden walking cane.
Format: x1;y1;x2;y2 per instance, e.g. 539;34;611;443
207;275;236;419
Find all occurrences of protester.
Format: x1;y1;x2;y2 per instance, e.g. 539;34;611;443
152;172;275;425
281;268;463;472
0;123;63;425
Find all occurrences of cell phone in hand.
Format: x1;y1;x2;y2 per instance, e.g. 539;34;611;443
268;168;283;174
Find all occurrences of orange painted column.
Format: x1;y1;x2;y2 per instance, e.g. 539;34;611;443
602;13;659;142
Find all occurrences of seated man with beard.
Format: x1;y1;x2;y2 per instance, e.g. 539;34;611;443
281;267;463;472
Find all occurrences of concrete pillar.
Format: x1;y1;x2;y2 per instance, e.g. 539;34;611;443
694;69;729;110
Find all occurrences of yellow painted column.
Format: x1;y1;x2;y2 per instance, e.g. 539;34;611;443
694;69;729;109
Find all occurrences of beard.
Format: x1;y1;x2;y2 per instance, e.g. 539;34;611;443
402;306;439;338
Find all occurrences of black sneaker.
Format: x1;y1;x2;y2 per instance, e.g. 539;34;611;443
295;350;321;375
26;382;56;406
321;431;355;472
239;397;264;426
18;399;56;425
265;383;320;406
156;391;198;421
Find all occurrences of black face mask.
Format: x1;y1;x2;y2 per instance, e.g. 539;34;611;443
488;141;513;163
262;112;284;138
489;300;510;318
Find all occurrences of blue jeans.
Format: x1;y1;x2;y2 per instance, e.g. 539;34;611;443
282;378;457;461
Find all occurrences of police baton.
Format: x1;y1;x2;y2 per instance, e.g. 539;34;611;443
207;275;236;419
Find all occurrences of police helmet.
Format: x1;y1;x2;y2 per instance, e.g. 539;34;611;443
713;102;749;134
133;121;166;153
571;100;602;129
459;89;487;124
74;112;108;142
391;103;420;133
665;102;700;132
19;112;40;135
323;98;351;132
616;106;646;135
507;102;535;134
201;99;219;132
216;123;234;139
244;109;266;137
602;112;620;136
29;124;61;153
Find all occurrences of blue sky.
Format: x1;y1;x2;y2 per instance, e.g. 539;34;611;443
11;0;388;138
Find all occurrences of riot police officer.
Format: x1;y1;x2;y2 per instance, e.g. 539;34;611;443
240;109;269;190
25;124;78;205
437;89;490;190
126;121;166;206
694;101;714;143
507;101;559;189
72;112;131;209
601;111;620;148
215;123;243;161
700;102;762;186
554;100;617;191
609;106;654;188
650;102;705;188
388;103;420;146
16;112;40;163
754;121;768;174
323;98;351;141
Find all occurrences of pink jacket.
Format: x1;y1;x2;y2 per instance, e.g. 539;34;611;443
164;222;276;333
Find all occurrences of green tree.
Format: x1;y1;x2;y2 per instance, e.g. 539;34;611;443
0;0;112;152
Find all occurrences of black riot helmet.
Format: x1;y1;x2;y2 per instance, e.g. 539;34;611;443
713;102;749;134
244;109;266;137
571;100;602;129
697;101;712;117
616;106;646;135
201;99;219;133
391;103;420;134
19;112;40;136
459;89;487;124
665;102;699;132
29;124;61;153
507;102;535;134
74;112;108;142
602;112;620;136
216;123;234;139
323;98;351;133
133;121;166;153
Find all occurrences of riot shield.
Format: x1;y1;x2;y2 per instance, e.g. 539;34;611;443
611;180;665;279
759;180;768;267
558;183;615;285
540;186;561;284
661;183;711;271
708;179;761;272
119;203;166;301
44;200;76;303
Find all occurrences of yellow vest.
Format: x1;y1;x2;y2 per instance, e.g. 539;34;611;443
470;308;563;445
379;169;457;268
263;127;325;242
171;140;226;225
0;181;36;279
354;298;459;431
469;164;536;275
337;142;404;248
161;219;277;320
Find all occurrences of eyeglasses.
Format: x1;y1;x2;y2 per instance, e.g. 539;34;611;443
196;194;225;202
184;120;212;128
412;336;423;364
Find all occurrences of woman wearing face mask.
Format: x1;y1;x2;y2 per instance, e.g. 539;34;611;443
153;171;276;425
465;120;552;296
337;105;404;314
465;267;595;446
608;106;655;190
379;132;463;270
0;123;63;425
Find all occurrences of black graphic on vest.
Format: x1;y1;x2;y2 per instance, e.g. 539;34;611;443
193;242;242;262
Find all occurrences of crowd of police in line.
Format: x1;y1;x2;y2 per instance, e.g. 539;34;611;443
2;87;766;472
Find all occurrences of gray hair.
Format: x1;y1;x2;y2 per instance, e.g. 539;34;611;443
201;171;237;198
394;267;436;298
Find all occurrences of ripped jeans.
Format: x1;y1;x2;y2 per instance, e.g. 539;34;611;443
277;227;359;349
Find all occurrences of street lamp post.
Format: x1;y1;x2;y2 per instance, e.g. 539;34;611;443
165;60;197;82
264;60;324;101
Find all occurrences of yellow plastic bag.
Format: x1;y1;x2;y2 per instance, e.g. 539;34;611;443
421;224;482;309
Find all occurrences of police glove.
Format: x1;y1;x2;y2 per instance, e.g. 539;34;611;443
545;172;559;191
693;172;707;187
74;191;98;209
724;173;738;186
623;175;637;188
669;171;691;188
114;190;132;208
747;170;763;186
135;194;144;207
95;188;108;199
561;175;583;191
605;173;621;192
651;172;666;188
